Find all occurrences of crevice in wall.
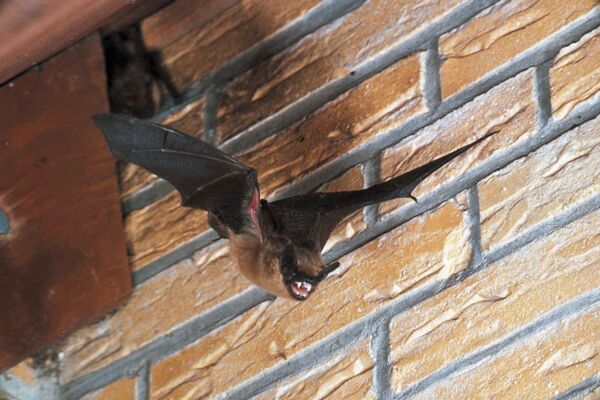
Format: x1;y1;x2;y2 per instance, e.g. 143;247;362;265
103;25;181;118
534;61;553;129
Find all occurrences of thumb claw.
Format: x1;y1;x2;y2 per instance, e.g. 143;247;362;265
409;194;418;203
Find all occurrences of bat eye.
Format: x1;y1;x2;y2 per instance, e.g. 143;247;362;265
279;243;298;277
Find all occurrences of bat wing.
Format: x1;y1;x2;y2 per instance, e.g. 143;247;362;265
267;133;494;251
93;113;259;235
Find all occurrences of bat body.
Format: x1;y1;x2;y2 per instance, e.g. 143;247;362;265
94;114;492;300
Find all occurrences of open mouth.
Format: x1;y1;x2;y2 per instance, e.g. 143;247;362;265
289;281;313;300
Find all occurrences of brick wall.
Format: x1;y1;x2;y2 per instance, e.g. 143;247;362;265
2;0;600;399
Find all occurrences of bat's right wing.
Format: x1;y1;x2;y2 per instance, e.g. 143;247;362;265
93;114;260;235
267;132;496;252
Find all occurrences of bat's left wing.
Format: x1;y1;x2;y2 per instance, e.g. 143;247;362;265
267;133;494;252
93;114;260;236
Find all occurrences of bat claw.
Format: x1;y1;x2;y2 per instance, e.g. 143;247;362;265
409;194;418;203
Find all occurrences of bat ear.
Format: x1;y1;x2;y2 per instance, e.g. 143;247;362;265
318;261;340;281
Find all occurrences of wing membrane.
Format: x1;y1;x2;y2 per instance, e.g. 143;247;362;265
93;113;258;234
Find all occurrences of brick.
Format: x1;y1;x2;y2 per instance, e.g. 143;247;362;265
155;0;323;92
413;303;600;399
584;387;600;400
6;359;36;387
388;208;600;393
253;340;374;400
59;241;251;383
81;377;135;400
118;98;206;199
479;114;600;253
439;0;598;99
238;53;425;197
381;70;536;215
550;26;600;119
124;191;209;270
216;0;467;142
150;201;470;399
141;0;238;49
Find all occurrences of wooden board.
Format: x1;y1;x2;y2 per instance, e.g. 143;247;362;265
0;0;172;85
0;34;131;371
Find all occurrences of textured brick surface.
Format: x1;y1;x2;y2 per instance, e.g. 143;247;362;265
59;242;250;383
238;54;424;198
124;191;209;270
156;0;323;92
253;340;374;400
150;202;469;399
141;0;238;50
118;97;206;198
81;377;135;400
550;26;600;119
439;0;598;99
381;71;536;214
6;360;36;387
584;387;600;400
389;208;600;393
414;303;600;399
479;115;600;252
216;0;466;141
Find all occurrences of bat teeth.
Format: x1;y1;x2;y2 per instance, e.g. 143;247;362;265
291;281;312;299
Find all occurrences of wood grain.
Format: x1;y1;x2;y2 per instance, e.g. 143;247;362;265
0;34;131;371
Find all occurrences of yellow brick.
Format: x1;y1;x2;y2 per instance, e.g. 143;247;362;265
150;201;469;399
389;208;600;392
59;242;251;383
584;387;600;400
253;340;375;400
479;114;600;252
118;98;206;198
6;359;36;387
156;0;323;92
217;0;467;141
381;70;536;215
238;54;425;198
440;0;598;99
81;377;136;400
125;191;209;270
414;303;600;399
551;26;600;119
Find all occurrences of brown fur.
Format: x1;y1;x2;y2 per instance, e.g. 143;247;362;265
229;232;326;300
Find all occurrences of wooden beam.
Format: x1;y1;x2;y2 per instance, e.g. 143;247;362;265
0;34;131;371
0;0;171;85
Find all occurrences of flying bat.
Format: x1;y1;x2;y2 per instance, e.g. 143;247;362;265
94;114;491;301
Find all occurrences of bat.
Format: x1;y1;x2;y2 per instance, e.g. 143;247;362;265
93;114;493;301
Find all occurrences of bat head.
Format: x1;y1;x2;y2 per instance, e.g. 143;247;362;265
279;243;340;301
229;235;340;301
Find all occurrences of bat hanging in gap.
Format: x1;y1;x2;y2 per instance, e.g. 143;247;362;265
94;114;494;301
